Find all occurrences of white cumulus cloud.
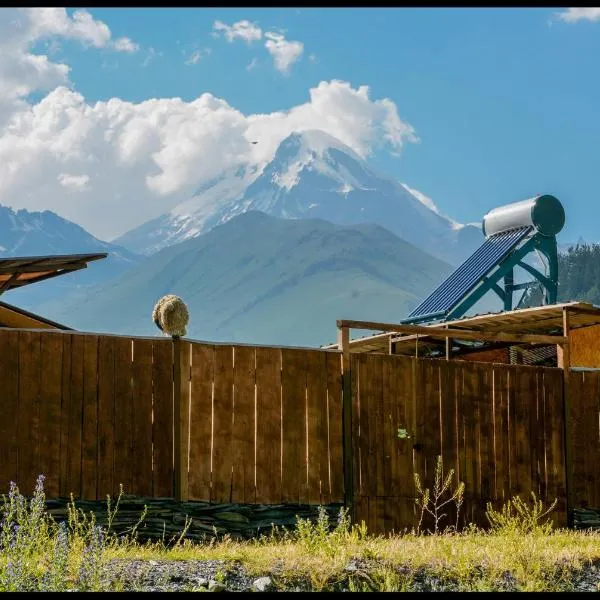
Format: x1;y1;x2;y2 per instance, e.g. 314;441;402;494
212;19;262;43
264;32;304;74
113;36;139;53
0;80;417;240
555;8;600;22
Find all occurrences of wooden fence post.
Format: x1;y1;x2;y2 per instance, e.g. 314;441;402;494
338;326;354;520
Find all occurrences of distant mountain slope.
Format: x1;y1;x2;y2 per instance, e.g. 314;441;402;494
0;205;141;309
115;130;483;264
40;211;452;347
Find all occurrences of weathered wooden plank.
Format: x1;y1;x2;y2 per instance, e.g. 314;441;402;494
18;331;41;496
356;355;372;498
0;331;19;494
532;370;545;500
211;345;235;503
188;343;214;501
113;338;133;496
81;335;99;500
152;339;174;498
547;369;567;525
39;332;64;498
305;350;328;505
281;348;307;504
479;364;494;503
66;334;84;498
97;336;115;501
493;365;508;504
231;345;256;504
131;339;153;497
567;372;591;508
178;340;191;501
370;355;385;500
513;366;534;498
440;360;459;506
351;354;361;500
255;347;282;505
582;372;599;508
326;352;343;504
381;357;395;498
59;334;72;497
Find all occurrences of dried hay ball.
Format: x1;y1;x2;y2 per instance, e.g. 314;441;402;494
152;294;189;338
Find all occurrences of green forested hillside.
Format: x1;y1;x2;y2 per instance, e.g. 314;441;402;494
558;244;600;304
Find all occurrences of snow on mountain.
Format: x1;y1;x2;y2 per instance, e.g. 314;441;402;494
115;129;483;264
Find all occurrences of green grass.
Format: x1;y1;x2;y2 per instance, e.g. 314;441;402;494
2;474;600;592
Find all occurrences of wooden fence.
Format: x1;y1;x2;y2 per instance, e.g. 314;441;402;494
350;354;567;532
0;330;344;506
1;327;599;534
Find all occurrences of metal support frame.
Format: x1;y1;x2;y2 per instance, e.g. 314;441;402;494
404;233;559;325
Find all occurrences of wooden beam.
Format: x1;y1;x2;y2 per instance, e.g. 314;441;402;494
336;319;568;346
561;308;574;528
337;326;354;521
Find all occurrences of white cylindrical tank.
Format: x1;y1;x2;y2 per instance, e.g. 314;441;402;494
482;194;565;238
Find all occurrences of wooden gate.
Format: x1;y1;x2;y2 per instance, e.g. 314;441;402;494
350;354;567;534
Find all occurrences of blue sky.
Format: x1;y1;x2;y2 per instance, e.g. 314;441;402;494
3;7;600;241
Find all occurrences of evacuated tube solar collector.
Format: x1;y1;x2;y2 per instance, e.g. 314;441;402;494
404;194;564;325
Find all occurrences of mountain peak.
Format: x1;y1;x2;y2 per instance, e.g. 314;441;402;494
277;129;362;162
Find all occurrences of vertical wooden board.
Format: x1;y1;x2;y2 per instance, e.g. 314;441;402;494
478;364;495;503
356;355;372;498
0;331;19;494
326;352;343;503
369;355;385;498
592;374;600;508
351;354;362;497
81;335;99;500
113;338;133;496
188;343;214;501
18;331;41;496
305;350;328;505
211;345;235;503
255;347;281;504
582;372;599;508
458;364;476;504
545;369;566;520
455;368;468;509
397;357;416;500
533;371;546;500
440;360;459;504
151;340;174;498
381;357;396;498
231;345;256;504
39;332;64;498
96;336;115;501
131;339;153;497
179;341;191;501
281;348;307;504
513;366;533;498
66;335;84;498
59;335;72;497
569;371;586;507
493;366;509;504
422;360;443;489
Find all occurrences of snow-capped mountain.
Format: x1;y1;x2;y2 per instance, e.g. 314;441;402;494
0;204;141;309
115;130;483;264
